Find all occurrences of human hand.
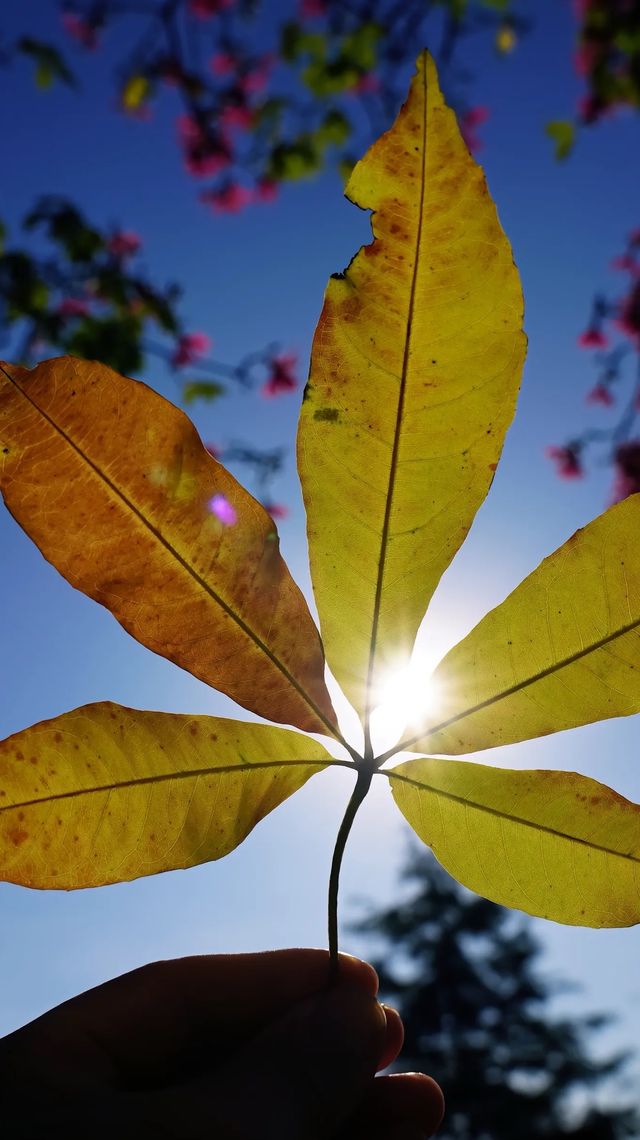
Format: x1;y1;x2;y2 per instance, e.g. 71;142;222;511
0;949;443;1139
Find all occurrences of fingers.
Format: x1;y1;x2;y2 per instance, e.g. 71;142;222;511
150;973;389;1139
17;949;377;1080
340;1072;445;1140
377;1003;404;1071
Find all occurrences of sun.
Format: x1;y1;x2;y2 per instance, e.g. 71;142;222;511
369;650;443;756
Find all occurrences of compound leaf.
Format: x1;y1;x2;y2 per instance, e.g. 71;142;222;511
0;703;336;888
389;757;640;926
0;357;337;736
404;494;640;756
298;51;525;724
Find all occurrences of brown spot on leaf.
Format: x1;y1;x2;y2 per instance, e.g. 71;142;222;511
313;407;340;423
8;827;28;847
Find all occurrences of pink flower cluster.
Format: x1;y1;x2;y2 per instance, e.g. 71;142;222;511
178;115;231;178
261;353;298;397
578;327;608;349
586;382;614;407
107;231;142;259
57;297;91;318
610;441;640;503
299;0;327;17
172;332;211;368
618;281;640;346
545;445;583;480
263;501;289;520
188;0;235;19
200;178;277;213
578;233;640;353
61;11;98;50
459;107;489;154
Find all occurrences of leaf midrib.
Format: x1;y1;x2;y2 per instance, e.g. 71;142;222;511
0;757;352;815
364;60;429;732
385;767;640;866
386;612;640;760
1;363;339;740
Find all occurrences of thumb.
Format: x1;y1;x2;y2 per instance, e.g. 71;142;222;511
203;976;387;1139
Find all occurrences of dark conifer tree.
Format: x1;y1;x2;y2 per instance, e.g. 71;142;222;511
354;850;638;1139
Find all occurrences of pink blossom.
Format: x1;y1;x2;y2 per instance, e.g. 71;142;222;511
107;231;142;259
61;11;98;50
545;445;583;480
209;493;237;525
630;229;640;247
239;59;272;94
586;383;614;406
262;353;298;397
579;93;605;123
611;254;638;273
574;41;602;77
617;282;640;343
263;501;289;520
172;331;212;368
219;103;254;132
255;177;278;203
299;0;326;16
459;106;489;153
578;326;608;349
178;115;231;177
57;297;91;318
188;0;235;19
200;183;253;213
210;52;236;76
353;73;381;94
610;441;640;504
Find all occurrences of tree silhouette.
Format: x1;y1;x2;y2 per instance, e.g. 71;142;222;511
355;849;638;1139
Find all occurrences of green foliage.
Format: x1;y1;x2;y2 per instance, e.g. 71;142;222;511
65;315;144;375
546;119;576;160
17;37;76;90
182;379;226;405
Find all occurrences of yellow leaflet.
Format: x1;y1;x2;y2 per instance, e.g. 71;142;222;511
0;703;336;888
298;51;525;723
0;358;337;736
389;757;640;927
406;494;640;755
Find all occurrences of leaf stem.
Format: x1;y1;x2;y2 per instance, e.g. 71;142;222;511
327;764;374;984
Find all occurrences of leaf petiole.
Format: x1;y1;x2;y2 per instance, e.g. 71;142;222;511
327;761;374;983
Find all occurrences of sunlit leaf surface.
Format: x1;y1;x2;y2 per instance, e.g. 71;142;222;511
0;357;337;736
406;495;640;755
298;51;525;722
0;703;335;888
389;757;640;926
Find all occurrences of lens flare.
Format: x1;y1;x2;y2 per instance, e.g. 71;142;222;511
369;654;442;756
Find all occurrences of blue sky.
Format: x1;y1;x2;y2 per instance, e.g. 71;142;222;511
1;0;640;1091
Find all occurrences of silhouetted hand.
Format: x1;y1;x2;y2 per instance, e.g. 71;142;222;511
0;949;444;1139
